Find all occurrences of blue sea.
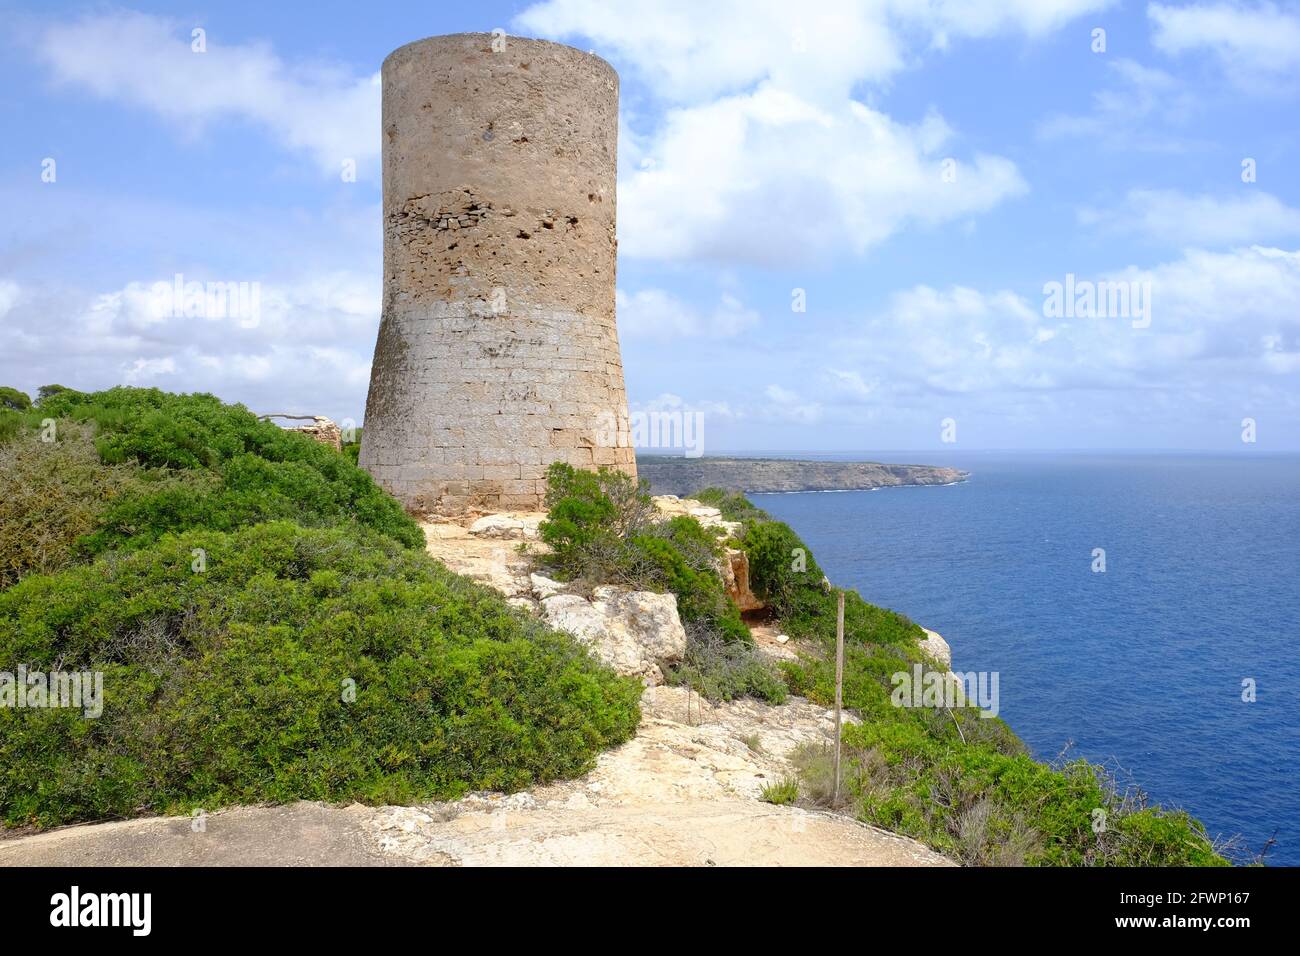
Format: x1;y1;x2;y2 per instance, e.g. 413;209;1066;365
749;452;1300;866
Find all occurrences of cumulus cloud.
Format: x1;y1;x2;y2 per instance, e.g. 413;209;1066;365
0;271;381;422
31;11;379;174
833;245;1300;398
515;0;1113;265
1149;1;1300;86
617;93;1025;265
1079;190;1300;246
616;288;759;338
517;0;1114;101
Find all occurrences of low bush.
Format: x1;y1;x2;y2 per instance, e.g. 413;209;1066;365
540;463;750;643
760;777;800;806
0;521;641;827
842;719;1225;866
667;626;787;704
0;422;204;589
0;387;423;588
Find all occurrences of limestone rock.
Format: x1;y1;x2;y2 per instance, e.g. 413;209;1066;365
468;512;544;539
650;495;741;537
420;519;532;598
529;573;567;600
720;547;763;613
919;628;952;669
541;586;686;684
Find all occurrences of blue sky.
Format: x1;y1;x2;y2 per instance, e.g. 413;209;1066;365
2;0;1299;451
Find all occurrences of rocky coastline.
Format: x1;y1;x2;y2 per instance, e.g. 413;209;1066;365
635;456;968;496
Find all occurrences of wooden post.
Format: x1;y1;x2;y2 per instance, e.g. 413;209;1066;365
833;590;845;807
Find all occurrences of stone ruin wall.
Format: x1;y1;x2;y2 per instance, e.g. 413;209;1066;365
359;33;637;514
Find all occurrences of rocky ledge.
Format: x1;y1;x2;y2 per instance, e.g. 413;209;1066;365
636;456;967;496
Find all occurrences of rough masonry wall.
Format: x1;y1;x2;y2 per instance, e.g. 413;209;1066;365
360;33;636;513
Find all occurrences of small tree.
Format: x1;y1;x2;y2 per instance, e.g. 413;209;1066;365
0;386;31;411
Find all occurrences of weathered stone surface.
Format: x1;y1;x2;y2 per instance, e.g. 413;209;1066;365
360;34;636;514
919;628;952;669
721;547;763;613
420;520;533;598
468;512;545;539
261;414;344;452
528;572;566;599
541;586;686;684
650;495;741;537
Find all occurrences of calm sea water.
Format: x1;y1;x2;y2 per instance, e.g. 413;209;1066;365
750;452;1300;866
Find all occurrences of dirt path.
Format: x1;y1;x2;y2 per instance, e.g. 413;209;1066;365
0;686;950;867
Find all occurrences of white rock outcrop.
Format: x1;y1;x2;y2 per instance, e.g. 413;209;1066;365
650;495;742;538
542;586;687;684
467;513;545;539
528;573;567;600
919;628;952;669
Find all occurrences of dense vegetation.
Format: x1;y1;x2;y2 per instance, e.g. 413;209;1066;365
1;387;421;590
539;464;786;702
0;384;1228;864
0;387;640;827
694;488;1226;866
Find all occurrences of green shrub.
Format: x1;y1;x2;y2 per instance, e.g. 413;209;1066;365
540;463;750;644
0;423;204;589
841;720;1225;866
343;426;363;464
0;387;424;571
36;384;75;405
0;521;641;827
0;410;22;445
760;777;800;806
0;387;31;412
692;487;770;526
667;626;787;704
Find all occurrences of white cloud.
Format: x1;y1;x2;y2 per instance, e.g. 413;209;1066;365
618;91;1025;265
32;11;379;174
763;383;824;423
518;0;1114;102
833;245;1300;398
904;0;1119;44
0;280;19;319
635;391;740;419
121;356;177;383
1037;59;1197;150
1149;1;1300;85
517;0;1115;265
616;288;759;338
1080;189;1300;246
825;368;879;401
0;270;381;422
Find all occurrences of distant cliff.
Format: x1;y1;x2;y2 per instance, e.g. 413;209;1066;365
635;456;968;496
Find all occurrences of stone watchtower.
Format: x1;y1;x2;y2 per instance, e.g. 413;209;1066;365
359;33;637;513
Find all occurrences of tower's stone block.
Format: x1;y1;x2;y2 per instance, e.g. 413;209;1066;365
360;33;636;513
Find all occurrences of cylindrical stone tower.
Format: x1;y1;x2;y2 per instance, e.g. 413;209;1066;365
360;33;636;514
